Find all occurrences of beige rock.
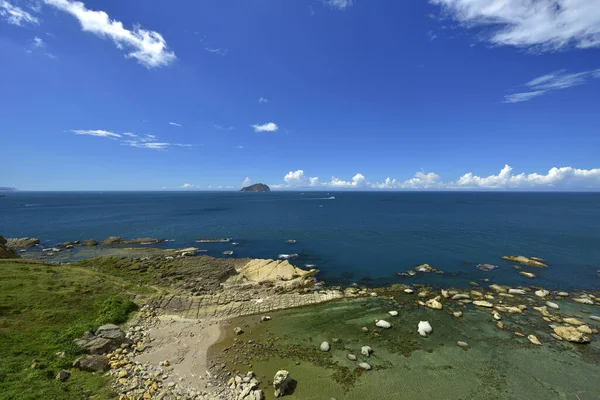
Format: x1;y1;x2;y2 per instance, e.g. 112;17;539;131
528;335;542;345
573;298;594;305
508;288;527;295
520;271;536;279
238;259;317;282
441;289;449;298
535;289;550;298
453;311;463;318
515;332;525;337
496;321;504;329
563;318;583;326
452;294;470;300
470;291;483;299
551;333;563;341
489;284;506;293
457;341;469;348
426;298;443;310
553;326;590;343
577;325;593;335
473;300;494;308
534;306;551;317
502;256;547;267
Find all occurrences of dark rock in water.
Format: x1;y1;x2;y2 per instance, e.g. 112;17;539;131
80;239;99;246
100;236;123;246
73;355;109;372
58;241;80;247
240;183;270;193
100;237;164;246
6;237;40;249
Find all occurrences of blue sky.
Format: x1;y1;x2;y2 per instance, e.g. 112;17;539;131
1;0;599;190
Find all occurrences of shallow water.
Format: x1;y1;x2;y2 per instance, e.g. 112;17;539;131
2;191;600;289
211;298;600;400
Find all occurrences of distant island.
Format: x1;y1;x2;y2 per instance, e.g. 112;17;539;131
240;183;270;192
0;187;16;192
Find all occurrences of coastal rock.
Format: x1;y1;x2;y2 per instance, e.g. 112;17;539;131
502;256;547;268
473;300;494;308
99;237;164;246
240;183;271;193
563;318;583;326
452;294;470;300
273;370;291;397
557;291;570;297
58;241;79;247
508;289;527;295
347;354;357;361
375;320;391;329
417;321;433;337
457;341;469;348
546;301;559;309
359;362;372;371
453;311;463;318
535;289;550;298
573;297;594;305
489;284;506;293
361;346;373;356
492;311;501;321
528;335;542;345
81;239;99;246
388;311;399;316
74;355;109;372
520;271;536;279
404;289;414;294
56;369;71;382
100;236;123;246
426;298;443;310
95;324;126;341
320;342;330;352
6;237;39;249
578;325;593;335
534;306;551;317
590;316;600;322
553;326;590;343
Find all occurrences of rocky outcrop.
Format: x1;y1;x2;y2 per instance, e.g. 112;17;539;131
100;237;165;246
81;239;99;246
0;235;17;258
240;183;270;193
502;255;547;267
273;370;291;397
230;259;318;292
553;326;590;343
6;237;39;249
74;324;127;354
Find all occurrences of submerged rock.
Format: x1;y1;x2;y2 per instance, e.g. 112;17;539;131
590;316;600;322
573;297;594;305
557;291;570;297
520;271;536;279
417;321;433;337
578;325;593;335
553;326;590;343
273;370;291;397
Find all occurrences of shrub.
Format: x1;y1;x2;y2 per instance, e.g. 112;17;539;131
96;296;138;326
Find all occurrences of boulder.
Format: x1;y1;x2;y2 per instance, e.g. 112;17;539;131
375;320;391;329
452;294;470;300
425;298;443;310
273;370;291;398
417;321;433;337
58;241;79;247
473;300;494;308
80;337;114;354
388;311;398;316
404;289;414;294
320;342;330;352
81;239;99;246
56;369;71;382
508;289;527;295
489;284;506;293
546;301;559;309
502;256;547;267
520;271;536;279
6;237;40;249
573;298;594;305
100;236;124;246
95;324;125;341
563;318;583;326
74;355;110;372
590;316;600;322
358;362;372;370
557;291;570;297
360;346;373;356
553;326;590;343
535;290;550;298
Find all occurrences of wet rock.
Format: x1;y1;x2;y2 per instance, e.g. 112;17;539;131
502;256;547;268
457;341;469;349
557;291;569;297
74;355;109;372
425;297;443;310
553;326;590;343
452;294;470;300
534;306;551;317
347;354;357;361
489;284;506;293
320;342;330;352
473;300;493;308
361;346;373;356
563;318;584;326
590;315;600;322
508;289;527;295
520;271;536;279
388;311;398;317
273;370;291;398
358;362;372;371
453;311;463;318
417;321;433;337
573;297;594;305
535;290;550;298
375;320;391;329
56;369;71;382
528;335;542;345
546;301;559;309
515;332;525;337
577;325;593;335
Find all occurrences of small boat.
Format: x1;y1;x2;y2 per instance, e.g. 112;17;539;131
278;253;298;260
287;239;296;244
328;196;335;200
223;250;234;255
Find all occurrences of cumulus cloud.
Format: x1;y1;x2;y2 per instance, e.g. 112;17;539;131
326;0;353;10
251;122;278;132
430;0;600;51
276;166;600;190
241;177;252;187
168;122;182;127
504;69;600;103
0;0;39;26
44;0;176;68
181;183;195;189
72;129;120;138
258;97;268;103
32;36;44;48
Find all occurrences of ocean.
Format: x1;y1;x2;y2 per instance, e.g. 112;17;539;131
1;191;599;290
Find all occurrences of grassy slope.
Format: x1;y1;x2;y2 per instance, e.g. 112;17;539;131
0;260;154;400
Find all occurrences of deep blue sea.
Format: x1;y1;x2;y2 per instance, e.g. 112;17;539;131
1;191;599;290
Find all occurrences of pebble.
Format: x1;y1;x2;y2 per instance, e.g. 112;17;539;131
546;301;559;309
347;354;357;361
388;311;399;317
457;341;469;348
320;342;330;352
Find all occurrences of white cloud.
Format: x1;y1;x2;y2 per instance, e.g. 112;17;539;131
241;177;252;187
44;0;176;68
251;122;278;132
72;129;121;138
326;0;353;10
139;134;156;142
123;140;192;151
258;97;268;103
168;122;182;127
275;166;600;190
181;183;195;189
504;69;600;103
204;47;228;56
0;0;39;26
213;124;234;131
121;132;137;137
32;36;44;48
430;0;600;51
236;145;244;149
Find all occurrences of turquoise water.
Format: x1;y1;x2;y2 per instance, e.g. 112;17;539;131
1;191;599;289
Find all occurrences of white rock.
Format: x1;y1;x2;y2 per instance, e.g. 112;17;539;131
492;311;501;321
404;289;414;294
320;342;330;352
375;320;391;329
545;301;559;309
417;321;433;337
508;289;527;295
347;354;357;361
358;362;372;370
360;346;373;356
535;290;550;298
590;316;600;322
457;341;469;348
557;291;570;297
388;311;399;317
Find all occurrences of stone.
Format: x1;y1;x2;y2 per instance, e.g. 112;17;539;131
457;341;469;348
473;300;494;308
358;362;372;370
118;369;128;378
441;289;449;298
546;301;559;309
74;355;109;372
515;332;525;337
492;311;501;321
56;369;71;382
234;327;244;335
551;333;563;341
577;325;593;335
520;271;536;279
375;320;391;329
81;239;99;246
361;346;373;356
273;370;291;397
404;289;414;294
453;311;463;318
425;298;443;310
388;311;398;316
360;327;369;332
452;294;470;300
535;290;550;298
563;318;584;326
590;316;600;322
95;324;126;341
502;256;547;267
347;354;357;361
573;298;594;305
417;321;433;337
80;337;114;354
553;326;590;343
527;335;542;345
508;289;527;295
534;306;551;317
320;342;330;352
5;237;40;249
489;284;506;293
497;321;504;329
261;316;271;322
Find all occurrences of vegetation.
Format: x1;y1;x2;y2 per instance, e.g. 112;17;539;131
0;260;152;400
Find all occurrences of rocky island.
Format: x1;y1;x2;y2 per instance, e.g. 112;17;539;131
239;183;270;192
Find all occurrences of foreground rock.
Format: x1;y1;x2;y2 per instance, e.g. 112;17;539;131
273;370;292;397
553;326;590;343
55;369;71;382
320;341;330;352
6;237;39;249
418;321;433;337
502;255;547;267
74;355;110;372
0;235;17;258
74;324;127;354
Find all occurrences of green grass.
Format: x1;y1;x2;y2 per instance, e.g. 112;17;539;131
0;261;153;400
